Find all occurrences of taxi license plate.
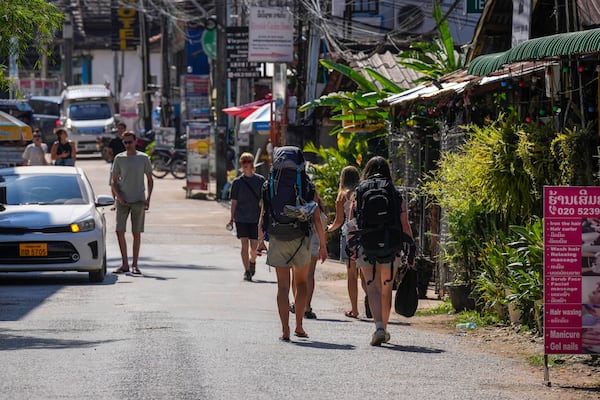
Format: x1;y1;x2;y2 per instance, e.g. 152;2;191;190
19;243;48;257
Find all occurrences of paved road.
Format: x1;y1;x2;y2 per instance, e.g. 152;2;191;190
0;158;559;399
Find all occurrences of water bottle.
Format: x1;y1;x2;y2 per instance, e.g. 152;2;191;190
456;322;476;331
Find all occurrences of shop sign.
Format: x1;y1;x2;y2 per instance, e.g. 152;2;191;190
544;186;600;355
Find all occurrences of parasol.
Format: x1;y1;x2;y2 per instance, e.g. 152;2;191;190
222;97;272;119
0;110;32;141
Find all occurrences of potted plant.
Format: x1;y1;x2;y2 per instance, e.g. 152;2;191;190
442;206;495;311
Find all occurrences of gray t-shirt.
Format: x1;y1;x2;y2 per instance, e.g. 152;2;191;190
112;151;152;202
231;173;265;223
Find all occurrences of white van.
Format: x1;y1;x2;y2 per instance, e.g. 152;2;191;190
61;85;116;153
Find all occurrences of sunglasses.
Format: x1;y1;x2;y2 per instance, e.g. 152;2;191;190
33;135;41;138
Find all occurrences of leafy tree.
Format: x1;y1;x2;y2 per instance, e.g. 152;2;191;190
300;60;406;209
397;0;465;83
0;0;63;88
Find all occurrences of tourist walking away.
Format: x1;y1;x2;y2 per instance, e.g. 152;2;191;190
349;156;414;346
229;152;266;281
326;165;370;319
108;122;127;199
260;146;327;341
22;129;48;165
50;128;76;166
291;193;327;319
108;122;127;162
111;131;153;276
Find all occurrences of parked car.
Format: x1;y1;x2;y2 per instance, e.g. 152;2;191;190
29;95;62;148
0;166;114;282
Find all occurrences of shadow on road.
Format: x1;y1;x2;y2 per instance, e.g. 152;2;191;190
383;343;445;353
0;328;120;351
290;340;356;350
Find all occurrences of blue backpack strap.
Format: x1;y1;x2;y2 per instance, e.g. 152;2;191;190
295;166;302;198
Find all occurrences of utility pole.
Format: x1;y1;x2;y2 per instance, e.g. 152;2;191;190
63;15;74;87
139;0;152;133
160;14;172;127
215;0;228;196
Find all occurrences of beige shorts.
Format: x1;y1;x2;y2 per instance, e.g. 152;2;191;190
266;234;311;267
116;201;146;232
355;246;394;269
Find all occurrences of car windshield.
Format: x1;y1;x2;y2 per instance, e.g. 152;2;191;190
69;103;112;121
0;173;88;205
30;100;60;116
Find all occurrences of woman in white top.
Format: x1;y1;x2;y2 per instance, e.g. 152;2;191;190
326;165;367;319
22;129;48;166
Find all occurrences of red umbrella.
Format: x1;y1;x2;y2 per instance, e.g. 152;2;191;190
222;97;272;119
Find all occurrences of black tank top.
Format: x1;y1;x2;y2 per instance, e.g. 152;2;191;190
56;141;72;159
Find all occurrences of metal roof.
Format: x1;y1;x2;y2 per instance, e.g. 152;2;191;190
468;28;600;76
382;60;551;108
349;51;423;91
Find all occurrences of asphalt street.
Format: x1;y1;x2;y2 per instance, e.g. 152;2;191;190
0;157;556;399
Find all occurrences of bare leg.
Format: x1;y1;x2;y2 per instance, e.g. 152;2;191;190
275;266;291;339
116;231;129;269
381;265;394;329
306;255;317;311
131;232;141;268
292;264;309;335
249;238;259;263
347;259;359;316
240;238;250;270
363;264;383;327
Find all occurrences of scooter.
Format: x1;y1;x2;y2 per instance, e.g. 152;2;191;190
150;147;187;179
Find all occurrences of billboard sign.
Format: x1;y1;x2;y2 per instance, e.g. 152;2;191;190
248;7;294;63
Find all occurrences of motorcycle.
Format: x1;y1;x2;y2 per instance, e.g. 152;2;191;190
150;147;187;179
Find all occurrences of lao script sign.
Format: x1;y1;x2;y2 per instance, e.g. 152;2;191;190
248;7;294;63
544;186;600;354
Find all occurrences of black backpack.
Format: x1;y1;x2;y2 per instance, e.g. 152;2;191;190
262;146;314;241
354;176;404;263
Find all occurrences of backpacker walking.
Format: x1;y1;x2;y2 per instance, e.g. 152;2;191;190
349;156;414;346
259;146;327;341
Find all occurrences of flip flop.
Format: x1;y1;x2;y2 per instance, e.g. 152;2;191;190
294;331;309;338
279;335;290;342
112;267;129;274
130;267;142;276
345;310;359;319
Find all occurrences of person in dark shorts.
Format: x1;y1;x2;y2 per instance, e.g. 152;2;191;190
229;152;266;281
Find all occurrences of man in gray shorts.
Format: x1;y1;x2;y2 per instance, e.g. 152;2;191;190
110;131;153;276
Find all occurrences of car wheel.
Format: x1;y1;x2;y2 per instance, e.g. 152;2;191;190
171;160;187;179
151;157;169;178
89;251;107;283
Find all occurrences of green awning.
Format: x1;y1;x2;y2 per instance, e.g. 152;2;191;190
468;28;600;76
